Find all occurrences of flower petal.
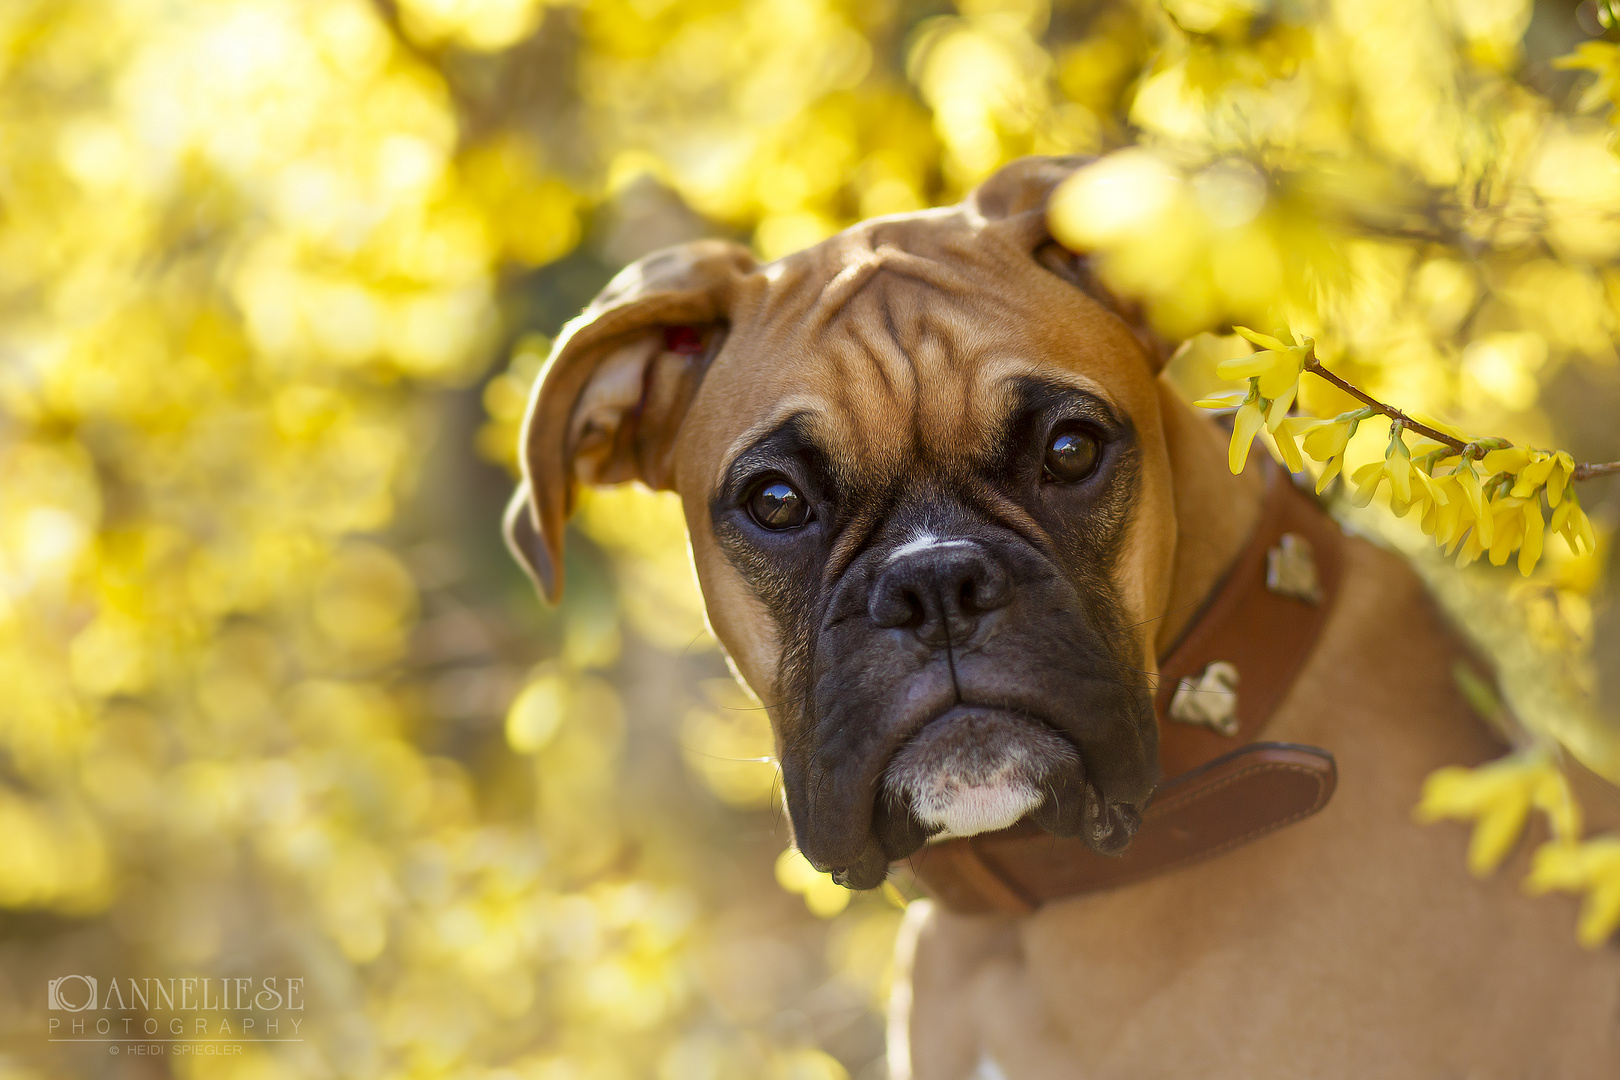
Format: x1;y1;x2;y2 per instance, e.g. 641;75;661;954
1229;401;1264;475
1518;501;1544;576
1302;420;1351;462
1349;461;1384;507
1193;389;1248;409
1482;447;1531;475
1256;355;1305;400
1264;382;1299;431
1216;352;1278;381
1546;461;1569;508
1268;424;1304;472
1315;454;1343;493
1232;326;1291;351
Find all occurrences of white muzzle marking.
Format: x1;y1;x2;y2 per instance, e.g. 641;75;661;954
883;715;1079;839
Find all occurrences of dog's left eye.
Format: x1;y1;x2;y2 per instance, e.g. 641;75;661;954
747;478;810;530
1044;425;1101;483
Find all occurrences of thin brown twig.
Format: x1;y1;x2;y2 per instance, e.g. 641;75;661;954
1300;352;1617;482
1573;461;1620;482
1301;356;1467;451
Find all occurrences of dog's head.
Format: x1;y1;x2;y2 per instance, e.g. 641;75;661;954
510;157;1182;888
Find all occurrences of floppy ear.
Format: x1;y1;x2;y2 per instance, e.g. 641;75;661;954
505;239;756;602
969;156;1175;372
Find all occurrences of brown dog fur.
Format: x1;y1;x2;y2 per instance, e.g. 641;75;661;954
510;158;1620;1077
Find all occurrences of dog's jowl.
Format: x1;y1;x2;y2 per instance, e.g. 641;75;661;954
508;157;1620;1079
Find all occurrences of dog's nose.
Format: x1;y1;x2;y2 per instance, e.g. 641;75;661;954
868;539;1011;647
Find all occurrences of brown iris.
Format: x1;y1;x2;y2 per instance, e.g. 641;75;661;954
748;479;809;530
1044;425;1101;483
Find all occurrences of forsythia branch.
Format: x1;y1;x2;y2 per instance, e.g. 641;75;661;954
1573;460;1620;481
1303;352;1620;481
1196;327;1605;577
1299;356;1467;452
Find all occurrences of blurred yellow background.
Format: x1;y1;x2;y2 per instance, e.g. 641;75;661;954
0;1;1617;1077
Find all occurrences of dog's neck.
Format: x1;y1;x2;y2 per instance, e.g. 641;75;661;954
1154;382;1268;658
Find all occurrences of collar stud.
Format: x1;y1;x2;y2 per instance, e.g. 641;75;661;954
1168;660;1240;736
1267;531;1322;604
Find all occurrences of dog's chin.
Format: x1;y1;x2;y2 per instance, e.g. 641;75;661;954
878;706;1142;858
884;709;1076;838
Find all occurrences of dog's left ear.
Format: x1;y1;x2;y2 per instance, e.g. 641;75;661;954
506;239;755;602
969;156;1175;372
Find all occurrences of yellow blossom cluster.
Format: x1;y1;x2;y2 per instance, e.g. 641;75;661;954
1201;328;1601;577
1559;30;1620;148
1416;751;1580;877
1419;748;1620;948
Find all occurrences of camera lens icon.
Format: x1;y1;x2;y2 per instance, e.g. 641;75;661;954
48;976;97;1012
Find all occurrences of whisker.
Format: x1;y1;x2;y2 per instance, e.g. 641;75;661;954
676;746;779;763
1121;599;1205;631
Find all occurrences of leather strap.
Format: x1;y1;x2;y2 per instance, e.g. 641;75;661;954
907;468;1345;914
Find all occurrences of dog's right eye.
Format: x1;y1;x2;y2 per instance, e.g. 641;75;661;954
747;479;810;530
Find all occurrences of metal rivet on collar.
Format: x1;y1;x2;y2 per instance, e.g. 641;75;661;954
1168;660;1240;736
1267;532;1322;605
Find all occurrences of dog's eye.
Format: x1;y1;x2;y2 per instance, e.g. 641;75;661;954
747;478;810;530
1044;425;1101;483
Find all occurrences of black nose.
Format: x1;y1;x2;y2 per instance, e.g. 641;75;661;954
868;539;1012;647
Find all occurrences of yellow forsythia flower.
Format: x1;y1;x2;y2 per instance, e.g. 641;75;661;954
1228;397;1266;474
1266;414;1330;473
1347;437;1430;514
1555;40;1620;115
1217;327;1311;424
1480;446;1533;476
1415;753;1580;877
1301;417;1353;462
1191;388;1248;409
1448;460;1487;519
1478;496;1546;576
1546;451;1575;507
1526;839;1620;948
1550;490;1598;556
1299;416;1356;492
1424;473;1487;555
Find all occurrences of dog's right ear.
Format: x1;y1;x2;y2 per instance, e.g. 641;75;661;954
505;239;755;602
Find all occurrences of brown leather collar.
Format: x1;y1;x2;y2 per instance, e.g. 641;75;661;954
905;467;1345;914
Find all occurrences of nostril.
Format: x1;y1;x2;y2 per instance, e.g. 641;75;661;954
968;561;1011;614
870;581;926;629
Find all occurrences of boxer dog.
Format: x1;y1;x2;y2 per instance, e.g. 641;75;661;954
506;158;1620;1077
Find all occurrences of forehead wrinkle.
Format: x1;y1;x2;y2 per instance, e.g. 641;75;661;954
819;493;893;596
802;275;939;472
712;394;844;490
960;474;1054;557
826;293;914;418
808;237;976;314
842;273;999;458
958;359;1119;460
710;391;908;499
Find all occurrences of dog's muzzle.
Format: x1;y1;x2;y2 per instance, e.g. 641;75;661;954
799;529;1153;892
